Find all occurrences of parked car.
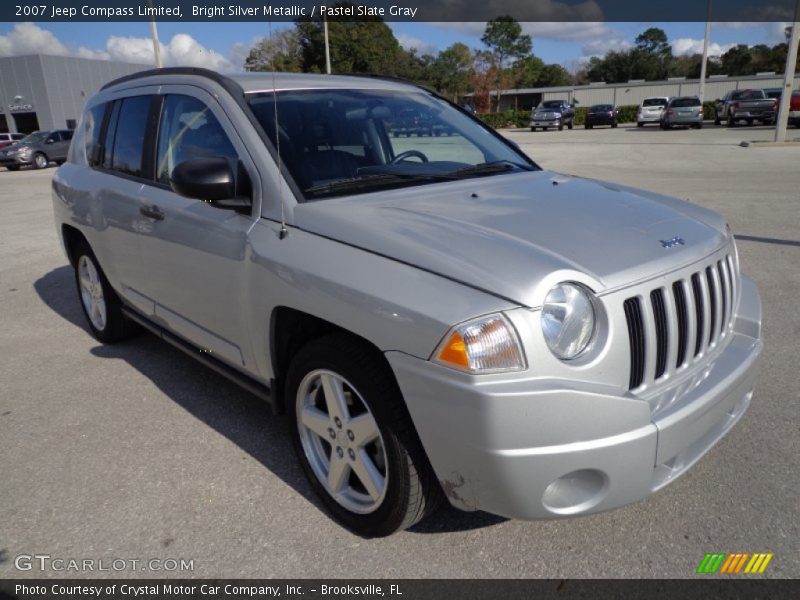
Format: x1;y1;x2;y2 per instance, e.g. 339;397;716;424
764;87;782;101
0;129;74;170
637;97;670;127
785;91;800;127
715;89;777;126
53;69;762;537
585;104;619;129
660;97;704;129
0;132;24;150
530;100;575;131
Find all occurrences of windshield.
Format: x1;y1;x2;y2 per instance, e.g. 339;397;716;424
671;97;701;107
19;132;48;144
642;98;668;107
248;89;536;200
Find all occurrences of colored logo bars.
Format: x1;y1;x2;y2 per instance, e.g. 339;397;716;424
696;553;774;574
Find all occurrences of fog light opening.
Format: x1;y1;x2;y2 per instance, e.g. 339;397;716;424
542;469;609;515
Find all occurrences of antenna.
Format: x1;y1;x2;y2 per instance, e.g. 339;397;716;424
269;19;288;240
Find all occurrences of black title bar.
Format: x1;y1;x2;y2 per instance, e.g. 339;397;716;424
1;579;799;600
2;0;799;22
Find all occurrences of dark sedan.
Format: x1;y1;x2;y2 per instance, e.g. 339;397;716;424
584;104;618;129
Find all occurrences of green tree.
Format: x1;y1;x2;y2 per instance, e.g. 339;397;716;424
635;27;670;56
720;44;753;76
244;29;303;72
511;55;544;88
431;43;474;101
536;64;573;87
481;16;532;111
295;4;403;74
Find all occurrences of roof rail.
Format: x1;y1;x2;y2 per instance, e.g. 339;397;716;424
100;66;236;91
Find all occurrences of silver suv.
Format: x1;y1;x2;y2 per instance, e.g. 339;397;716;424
53;68;762;537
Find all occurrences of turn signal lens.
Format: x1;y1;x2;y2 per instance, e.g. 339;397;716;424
434;314;526;373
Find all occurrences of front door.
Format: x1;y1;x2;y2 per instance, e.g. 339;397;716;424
135;89;259;369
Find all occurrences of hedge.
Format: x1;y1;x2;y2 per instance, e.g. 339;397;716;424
478;102;718;128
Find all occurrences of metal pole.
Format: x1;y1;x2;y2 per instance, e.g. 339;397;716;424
698;0;712;103
147;0;163;68
775;1;800;142
323;14;332;74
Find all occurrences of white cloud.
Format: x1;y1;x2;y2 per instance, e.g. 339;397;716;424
0;22;235;72
671;38;736;57
581;35;632;57
0;22;70;56
396;34;437;56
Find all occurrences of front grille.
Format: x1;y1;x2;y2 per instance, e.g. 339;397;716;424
624;253;737;391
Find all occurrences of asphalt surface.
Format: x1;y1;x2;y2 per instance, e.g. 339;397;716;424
1;124;798;579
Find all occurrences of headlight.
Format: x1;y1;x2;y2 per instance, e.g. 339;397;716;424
541;282;596;360
434;313;526;373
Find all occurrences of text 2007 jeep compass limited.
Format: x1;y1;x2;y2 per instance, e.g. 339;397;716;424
52;68;762;537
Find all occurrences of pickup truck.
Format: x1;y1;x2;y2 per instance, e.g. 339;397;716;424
788;91;800;127
714;89;777;127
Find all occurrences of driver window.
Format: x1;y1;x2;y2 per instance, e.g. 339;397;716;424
156;95;239;186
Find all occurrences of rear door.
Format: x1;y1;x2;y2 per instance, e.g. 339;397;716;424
83;91;159;313
133;87;260;368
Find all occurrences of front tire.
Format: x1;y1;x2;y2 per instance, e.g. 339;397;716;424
73;241;136;343
6;165;20;171
567;120;573;130
32;153;48;169
287;334;441;537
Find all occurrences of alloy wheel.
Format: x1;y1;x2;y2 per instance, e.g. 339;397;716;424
296;369;388;514
78;255;107;331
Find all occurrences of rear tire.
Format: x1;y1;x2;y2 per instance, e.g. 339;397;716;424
286;334;441;537
637;122;644;127
530;127;536;132
72;241;137;343
612;122;618;128
558;123;564;131
714;115;721;126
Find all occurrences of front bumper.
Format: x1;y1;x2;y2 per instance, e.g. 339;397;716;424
0;154;31;166
387;275;762;520
531;117;561;127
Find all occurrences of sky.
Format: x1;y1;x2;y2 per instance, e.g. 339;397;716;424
0;21;791;73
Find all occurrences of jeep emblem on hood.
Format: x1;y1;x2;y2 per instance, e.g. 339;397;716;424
660;236;685;248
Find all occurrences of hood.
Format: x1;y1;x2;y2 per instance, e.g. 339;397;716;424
294;171;728;307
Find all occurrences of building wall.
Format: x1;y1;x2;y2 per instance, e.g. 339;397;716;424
0;55;148;133
498;74;800;111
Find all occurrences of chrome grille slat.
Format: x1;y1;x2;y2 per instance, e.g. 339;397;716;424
671;281;688;369
624;250;738;393
707;265;722;347
640;291;659;386
650;288;669;380
718;260;730;338
681;278;697;369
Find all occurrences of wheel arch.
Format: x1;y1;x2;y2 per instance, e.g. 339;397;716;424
61;224;89;267
269;306;396;415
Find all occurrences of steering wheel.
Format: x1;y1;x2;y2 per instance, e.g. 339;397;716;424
390;150;429;164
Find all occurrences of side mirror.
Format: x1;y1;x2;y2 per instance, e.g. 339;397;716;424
170;157;250;210
45;138;55;144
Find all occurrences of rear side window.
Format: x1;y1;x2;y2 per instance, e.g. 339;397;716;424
110;95;153;177
155;95;239;185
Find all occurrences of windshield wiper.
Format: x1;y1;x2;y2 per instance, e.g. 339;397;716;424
449;160;532;179
304;172;456;196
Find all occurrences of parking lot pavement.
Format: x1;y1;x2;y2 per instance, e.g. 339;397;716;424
1;125;798;579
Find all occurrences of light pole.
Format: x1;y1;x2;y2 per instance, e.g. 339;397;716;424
147;0;163;68
698;0;712;103
775;0;800;143
323;13;332;74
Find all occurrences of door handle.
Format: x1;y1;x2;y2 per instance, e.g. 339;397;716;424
140;205;165;221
